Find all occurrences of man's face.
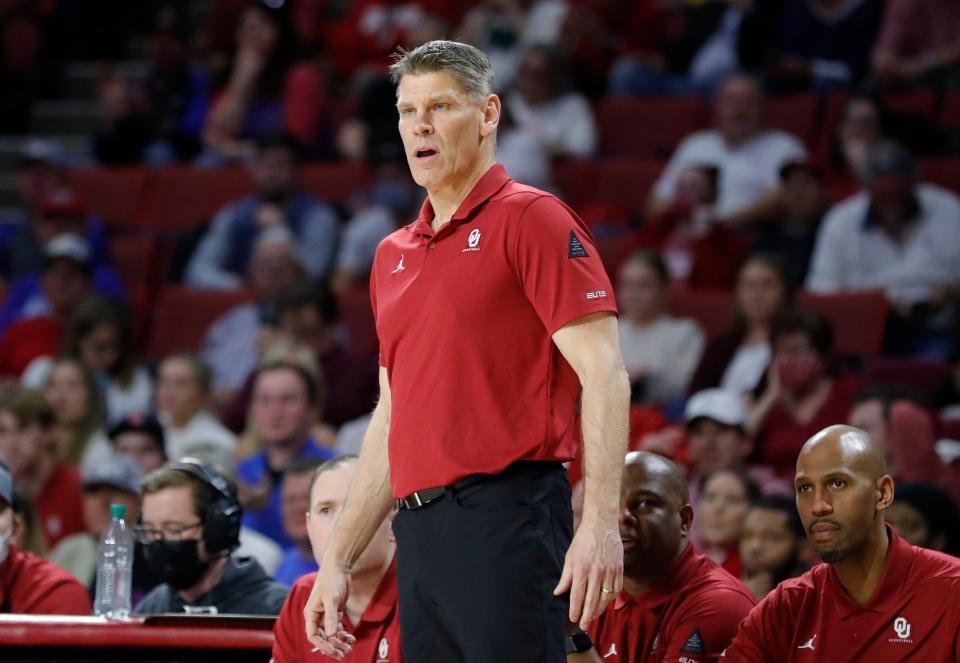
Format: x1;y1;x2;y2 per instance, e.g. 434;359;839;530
616;259;664;320
795;439;885;563
253;147;297;201
41;260;91;317
619;461;689;580
736;261;785;327
0;413;47;477
141;484;206;555
249;242;303;300
83;485;140;537
280;305;331;358
782;170;827;223
687;419;750;477
156;358;205;424
715;77;763;144
515;51;553;105
114;432;166;474
281;471;313;545
306;464;393;570
848;400;888;454
397;71;497;195
251;368;312;447
868;175;914;226
885;502;934;549
740;507;797;576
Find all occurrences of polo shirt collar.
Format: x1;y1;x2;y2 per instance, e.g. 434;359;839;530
406;163;512;237
829;525;913;618
357;556;398;625
614;541;699;612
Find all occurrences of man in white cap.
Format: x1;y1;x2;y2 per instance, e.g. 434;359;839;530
0;459;92;614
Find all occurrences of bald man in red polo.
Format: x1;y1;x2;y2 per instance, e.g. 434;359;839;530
304;40;629;663
722;425;960;662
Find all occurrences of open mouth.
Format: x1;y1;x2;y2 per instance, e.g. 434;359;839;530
415;148;438;160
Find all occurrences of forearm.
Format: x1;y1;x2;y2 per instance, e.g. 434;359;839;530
580;365;631;523
324;401;394;571
207;57;260;139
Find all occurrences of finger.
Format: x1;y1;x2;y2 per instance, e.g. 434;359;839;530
568;562;588;624
595;566;618;616
553;555;573;596
324;606;342;638
578;564;604;629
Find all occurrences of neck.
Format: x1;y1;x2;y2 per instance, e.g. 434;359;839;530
264;436;307;471
427;157;495;232
344;547;394;625
16;455;55;498
744;323;770;344
622;540;687;596
170;408;199;429
178;554;230;604
629;310;662;327
832;525;890;605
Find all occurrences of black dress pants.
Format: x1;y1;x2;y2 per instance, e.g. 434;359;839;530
393;462;573;663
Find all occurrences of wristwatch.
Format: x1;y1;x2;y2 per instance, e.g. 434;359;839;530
566;629;593;654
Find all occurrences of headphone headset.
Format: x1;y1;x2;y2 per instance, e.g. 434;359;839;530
166;459;242;555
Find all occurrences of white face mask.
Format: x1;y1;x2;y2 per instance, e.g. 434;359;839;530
0;528;12;566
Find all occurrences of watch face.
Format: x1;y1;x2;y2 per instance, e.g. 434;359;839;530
569;630;593;653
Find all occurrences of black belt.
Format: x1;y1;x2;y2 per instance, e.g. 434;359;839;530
397;461;563;510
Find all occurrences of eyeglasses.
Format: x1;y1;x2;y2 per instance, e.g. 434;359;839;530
133;522;202;544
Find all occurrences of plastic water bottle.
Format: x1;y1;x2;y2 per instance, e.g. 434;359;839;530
94;504;134;619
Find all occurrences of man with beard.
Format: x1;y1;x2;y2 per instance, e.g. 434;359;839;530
185;133;340;289
569;452;756;662
133;459;288;615
722;425;960;661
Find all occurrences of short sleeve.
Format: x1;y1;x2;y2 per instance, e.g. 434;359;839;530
511;195;617;334
661;588;756;662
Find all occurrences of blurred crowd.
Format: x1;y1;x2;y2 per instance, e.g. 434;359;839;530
0;0;958;626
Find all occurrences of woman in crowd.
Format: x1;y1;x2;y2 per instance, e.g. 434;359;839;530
740;495;809;599
747;309;861;478
697;468;760;577
43;358;111;469
617;250;705;404
689;253;793;395
825;95;883;201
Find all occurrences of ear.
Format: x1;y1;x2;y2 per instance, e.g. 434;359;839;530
679;504;694;537
479;94;501;139
876;475;895;511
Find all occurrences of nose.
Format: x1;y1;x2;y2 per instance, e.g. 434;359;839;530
619;505;636;528
413;110;434;136
811;488;833;517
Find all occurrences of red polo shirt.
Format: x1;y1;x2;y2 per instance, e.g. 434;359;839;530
588;543;756;663
0;544;92;614
370;164;617;497
272;560;401;663
34;460;86;548
722;527;960;662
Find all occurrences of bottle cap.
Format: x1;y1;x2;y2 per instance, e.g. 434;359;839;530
109;504;127;519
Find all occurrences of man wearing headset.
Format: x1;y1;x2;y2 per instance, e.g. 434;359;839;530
133;459;288;615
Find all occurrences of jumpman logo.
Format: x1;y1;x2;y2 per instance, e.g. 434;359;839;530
391;254;405;273
603;643;617;658
798;635;817;650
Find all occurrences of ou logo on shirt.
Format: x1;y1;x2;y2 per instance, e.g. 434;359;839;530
468;229;481;248
376;637;390;662
893;617;911;640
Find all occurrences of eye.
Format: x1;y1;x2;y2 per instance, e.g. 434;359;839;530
318;507;332;515
433;103;448;111
797;484;812;494
830;479;846;489
400;107;415;116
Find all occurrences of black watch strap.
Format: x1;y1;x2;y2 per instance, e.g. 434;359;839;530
566;630;593;654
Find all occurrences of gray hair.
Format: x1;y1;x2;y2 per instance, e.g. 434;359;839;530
389;40;494;100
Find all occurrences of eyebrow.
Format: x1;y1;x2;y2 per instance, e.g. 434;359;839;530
396;93;459;109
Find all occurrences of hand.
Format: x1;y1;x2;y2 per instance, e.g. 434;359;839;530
553;516;623;630
304;563;357;659
236;473;272;512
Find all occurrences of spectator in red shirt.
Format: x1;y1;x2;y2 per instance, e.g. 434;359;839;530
747;309;861;478
740;495;809;599
0;459;91;614
696;468;760;578
723;425;960;661
0;387;84;550
569;451;756;663
273;455;401;662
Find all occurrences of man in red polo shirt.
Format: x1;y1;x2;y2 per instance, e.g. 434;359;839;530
0;459;91;614
722;425;960;662
305;40;630;662
569;452;755;663
273;456;400;662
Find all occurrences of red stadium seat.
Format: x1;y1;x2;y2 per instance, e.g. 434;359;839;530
68;167;149;229
336;286;378;356
108;235;159;295
589;159;665;217
797;290;887;356
145;286;254;359
881;89;938;121
941;89;960;129
667;288;734;340
921;158;960;194
597;96;707;160
142;166;254;231
301;162;370;203
767;93;820;145
865;357;951;403
553;159;595;210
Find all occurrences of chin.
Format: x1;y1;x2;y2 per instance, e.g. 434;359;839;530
814;546;848;563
